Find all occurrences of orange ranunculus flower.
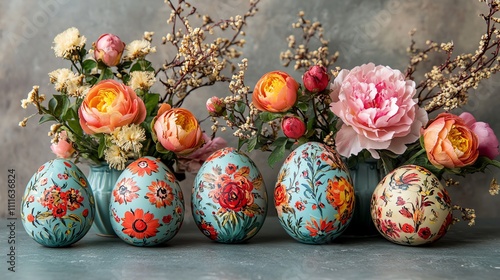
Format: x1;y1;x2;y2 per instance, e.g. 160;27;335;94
252;71;299;113
422;113;479;169
78;79;146;134
153;107;203;155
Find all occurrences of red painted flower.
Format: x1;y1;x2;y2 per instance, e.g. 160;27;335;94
380;219;400;239
418;227;432;240
199;220;218;240
305;218;336;237
52;203;68;218
27;214;35;223
121;209;160;239
146;180;174;208
79;177;87;187
65;188;84;211
209;168;254;212
82;209;89;218
39;185;62;209
128;158;159;177
206;148;232;162
274;182;288;207
400;223;415;233
27;195;35;203
39;178;48;186
295;201;306;211
113;178;140;204
399;206;413;219
163;215;172;224
438;212;453;237
64;161;72;168
175;206;183;215
225;163;237;175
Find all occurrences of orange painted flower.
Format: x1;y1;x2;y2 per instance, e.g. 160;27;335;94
27;214;35;223
113;178;140;204
325;177;355;225
274;182;288;207
153;107;203;155
146;180;174;208
65;188;84;211
305;218;336;237
199;219;218;240
128;158;159;177
121;208;160;239
252;71;299;113
422;113;479;169
78;79;146;134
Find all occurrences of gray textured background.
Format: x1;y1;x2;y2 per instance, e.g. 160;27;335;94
1;0;499;222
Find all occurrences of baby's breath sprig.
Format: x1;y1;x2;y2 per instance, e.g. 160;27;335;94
406;0;500;113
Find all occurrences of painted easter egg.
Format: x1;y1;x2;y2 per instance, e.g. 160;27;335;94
21;159;95;247
192;147;268;243
370;164;453;246
275;142;354;244
109;157;184;246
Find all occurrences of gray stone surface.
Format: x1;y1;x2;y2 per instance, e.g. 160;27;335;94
1;0;500;222
1;217;500;279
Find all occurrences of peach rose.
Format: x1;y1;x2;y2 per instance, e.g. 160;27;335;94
78;79;146;134
422;113;479;169
252;71;299;113
153;106;203;155
50;131;75;159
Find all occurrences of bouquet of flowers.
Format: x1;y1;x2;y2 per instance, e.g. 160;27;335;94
208;0;500;226
19;0;260;176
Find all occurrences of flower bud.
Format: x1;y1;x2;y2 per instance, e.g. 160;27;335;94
93;33;126;67
50;131;75;159
303;65;329;93
206;96;225;116
282;116;306;139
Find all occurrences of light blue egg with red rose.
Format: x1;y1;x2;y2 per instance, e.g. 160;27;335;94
192;147;268;243
109;156;184;246
20;159;95;247
275;142;355;244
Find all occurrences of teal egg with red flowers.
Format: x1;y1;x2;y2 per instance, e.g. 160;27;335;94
192;147;268;243
20;159;95;247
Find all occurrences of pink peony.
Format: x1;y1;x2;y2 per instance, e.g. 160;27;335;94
50;131;75;159
459;112;499;159
177;134;228;173
93;33;125;67
329;63;428;158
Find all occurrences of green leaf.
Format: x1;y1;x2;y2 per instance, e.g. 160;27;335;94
259;112;283;123
101;67;114;80
82;59;97;73
48;97;57;113
144;93;160;115
97;135;106;159
39;115;57;125
296;101;309;112
131;59;154;72
235;101;246;114
246;136;257;152
238;138;249;151
268;137;288;167
119;61;133;69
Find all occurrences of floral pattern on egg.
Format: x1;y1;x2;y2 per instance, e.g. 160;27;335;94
370;164;453;246
275;142;355;244
21;159;95;247
110;157;184;246
192;147;268;243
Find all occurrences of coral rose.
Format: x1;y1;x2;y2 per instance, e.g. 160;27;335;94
93;33;125;67
422;113;479;169
78;79;146;134
459;112;499;160
252;71;299;113
329;63;428;158
153;107;203;155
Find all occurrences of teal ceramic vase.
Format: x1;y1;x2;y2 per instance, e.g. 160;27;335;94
343;159;381;236
88;163;122;236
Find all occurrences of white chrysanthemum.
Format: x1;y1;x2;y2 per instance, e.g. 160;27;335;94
129;71;156;91
104;145;128;170
52;27;86;59
48;68;85;97
113;124;146;154
123;40;156;60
